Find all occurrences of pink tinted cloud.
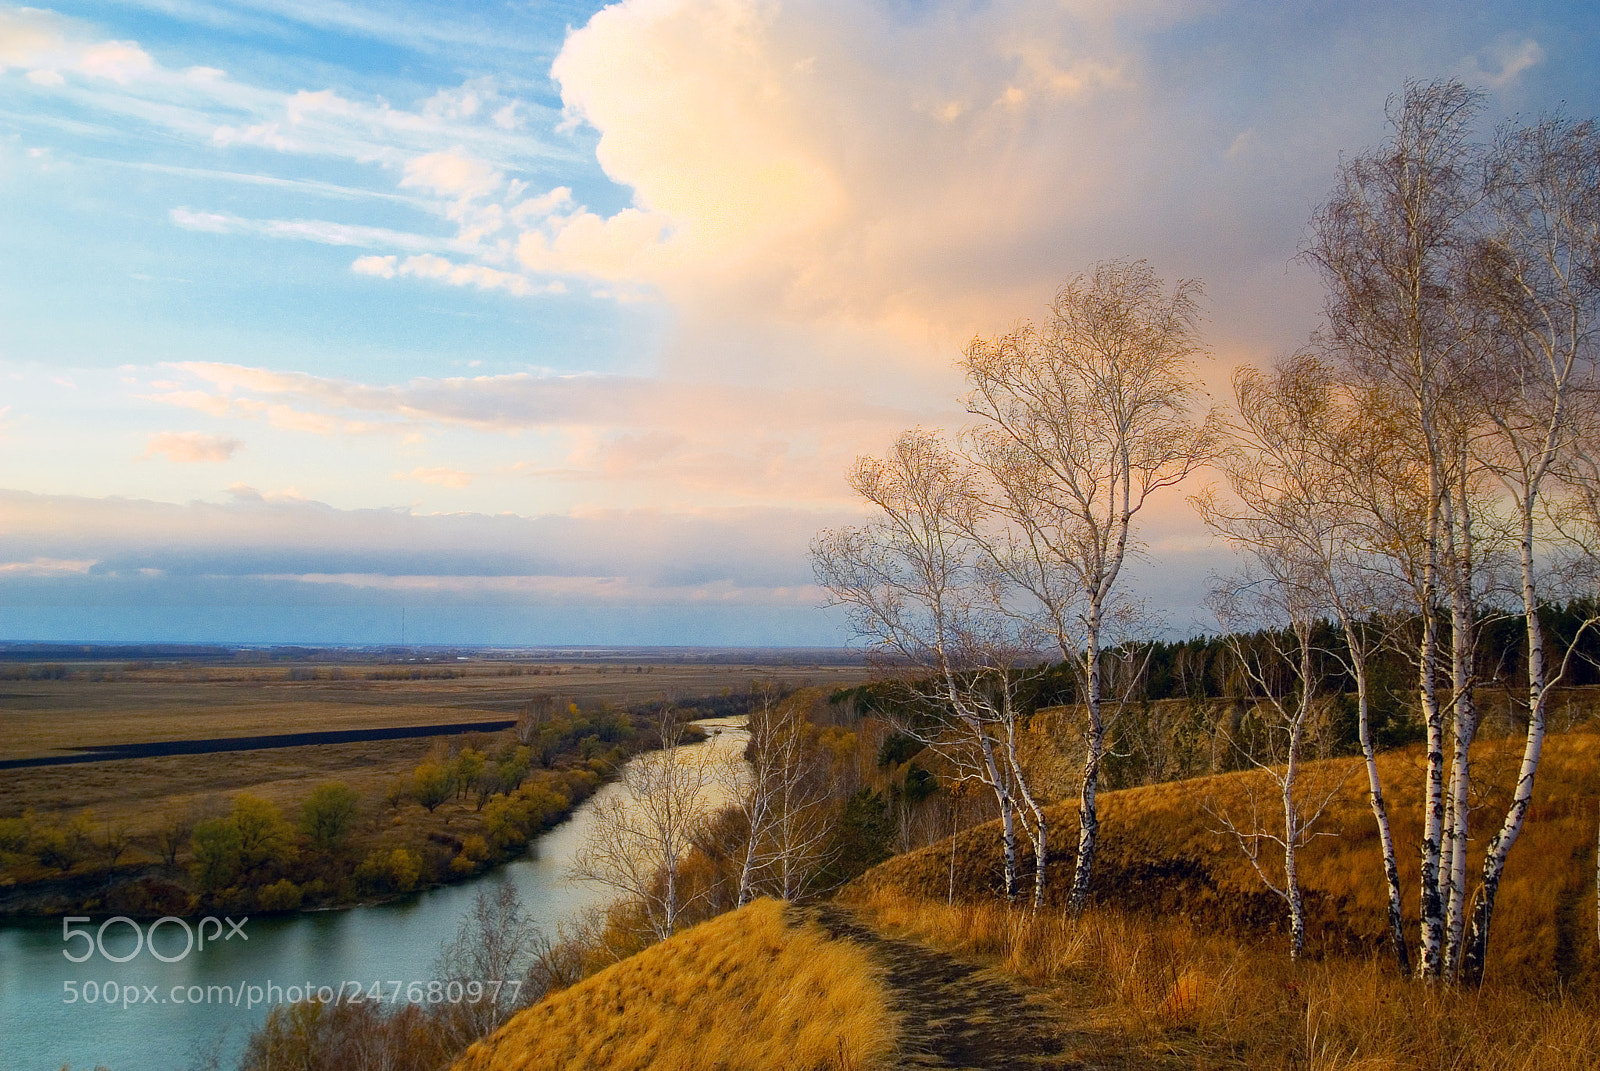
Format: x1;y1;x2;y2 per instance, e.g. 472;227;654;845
141;431;243;463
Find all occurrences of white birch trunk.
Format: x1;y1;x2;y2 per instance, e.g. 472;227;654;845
1068;604;1106;916
1283;643;1311;961
1462;497;1550;983
976;727;1019;901
736;797;764;908
1418;495;1448;978
1283;748;1305;960
1002;709;1049;908
1340;608;1411;975
1442;484;1479;977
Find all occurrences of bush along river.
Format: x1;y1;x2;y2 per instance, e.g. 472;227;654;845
0;719;749;1071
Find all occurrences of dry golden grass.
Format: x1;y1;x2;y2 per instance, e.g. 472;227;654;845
853;890;1600;1071
841;714;1600;1069
451;898;899;1071
854;724;1600;990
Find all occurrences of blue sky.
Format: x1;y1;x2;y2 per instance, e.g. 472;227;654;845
1;0;1597;645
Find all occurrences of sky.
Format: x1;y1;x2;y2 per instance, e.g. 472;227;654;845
1;0;1597;646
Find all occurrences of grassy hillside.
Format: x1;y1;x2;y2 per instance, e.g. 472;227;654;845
851;726;1600;990
451;898;898;1071
836;726;1600;1070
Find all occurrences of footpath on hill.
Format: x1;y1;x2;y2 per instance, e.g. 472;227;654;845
794;904;1096;1071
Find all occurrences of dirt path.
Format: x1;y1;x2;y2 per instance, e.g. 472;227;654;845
794;904;1091;1071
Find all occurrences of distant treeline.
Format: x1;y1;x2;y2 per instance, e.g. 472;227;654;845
840;600;1600;707
831;599;1600;779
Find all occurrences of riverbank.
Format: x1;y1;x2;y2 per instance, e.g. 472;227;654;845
0;717;756;1071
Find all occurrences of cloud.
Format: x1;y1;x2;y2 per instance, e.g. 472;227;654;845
350;251;553;295
77;40;154;83
150;362;892;433
7;8;569;229
351;254;398;278
389;253;552;297
535;0;1161;332
402;148;503;200
94;160;426;205
70;0;1195;326
519;0;1571;373
169;207;448;252
0;556;96;577
0;488;1223;639
401;466;474;488
0;6;152;84
142;431;243;463
206;81;569;171
0;488;841;591
13;0;1575;369
0;7;63;71
141;360;943;507
1462;37;1546;89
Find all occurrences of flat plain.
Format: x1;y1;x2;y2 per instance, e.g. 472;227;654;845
0;657;871;837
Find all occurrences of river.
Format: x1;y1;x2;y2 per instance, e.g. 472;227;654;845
0;718;749;1071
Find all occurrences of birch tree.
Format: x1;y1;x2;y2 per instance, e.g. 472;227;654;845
1195;354;1410;970
1205;564;1341;961
1312;81;1600;980
570;710;718;942
1306;79;1488;978
731;690;835;905
812;429;1046;903
1460;112;1600;983
963;259;1218;915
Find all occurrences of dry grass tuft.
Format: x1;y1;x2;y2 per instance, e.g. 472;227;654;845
451;898;898;1071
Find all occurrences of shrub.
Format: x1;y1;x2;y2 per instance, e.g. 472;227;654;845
103;876;194;917
29;824;74;871
300;783;360;852
412;763;453;813
0;814;30;854
191;817;243;890
459;834;490;863
482;795;529;850
232;794;294;875
258;878;304;912
385;775;410;810
357;848;423;894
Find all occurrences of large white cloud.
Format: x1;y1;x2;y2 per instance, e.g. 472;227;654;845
542;0;1152;334
528;0;1563;381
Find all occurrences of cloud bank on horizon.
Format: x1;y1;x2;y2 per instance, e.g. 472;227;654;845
0;0;1595;644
